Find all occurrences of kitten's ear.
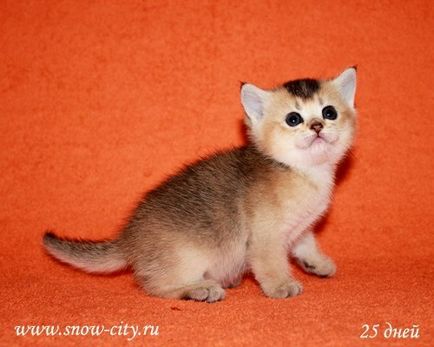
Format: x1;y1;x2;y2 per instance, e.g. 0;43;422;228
240;83;270;125
332;67;357;108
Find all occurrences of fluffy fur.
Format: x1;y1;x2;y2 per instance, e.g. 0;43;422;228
43;68;357;302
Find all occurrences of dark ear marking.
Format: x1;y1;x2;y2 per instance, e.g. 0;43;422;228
239;81;247;90
283;78;320;99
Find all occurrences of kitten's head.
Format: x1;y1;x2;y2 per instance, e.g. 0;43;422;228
241;68;357;170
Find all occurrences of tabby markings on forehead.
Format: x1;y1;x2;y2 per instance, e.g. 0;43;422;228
283;79;320;99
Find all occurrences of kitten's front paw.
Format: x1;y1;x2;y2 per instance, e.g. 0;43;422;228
298;256;336;277
263;280;303;299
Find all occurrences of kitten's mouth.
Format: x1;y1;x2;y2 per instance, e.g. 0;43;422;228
309;132;338;147
312;135;325;144
308;134;328;147
295;132;338;150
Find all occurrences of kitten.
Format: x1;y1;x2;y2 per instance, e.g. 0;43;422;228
43;68;357;302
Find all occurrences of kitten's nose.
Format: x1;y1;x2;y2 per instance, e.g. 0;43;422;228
310;121;324;134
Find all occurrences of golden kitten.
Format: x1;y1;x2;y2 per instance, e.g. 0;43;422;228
43;68;357;302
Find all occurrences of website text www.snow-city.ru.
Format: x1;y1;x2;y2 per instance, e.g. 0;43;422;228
14;322;159;341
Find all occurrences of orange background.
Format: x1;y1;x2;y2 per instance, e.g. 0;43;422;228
1;1;433;346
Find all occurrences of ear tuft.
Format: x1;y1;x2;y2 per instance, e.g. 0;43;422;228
240;83;269;125
332;67;357;108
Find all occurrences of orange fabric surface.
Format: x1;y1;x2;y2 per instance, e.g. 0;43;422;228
1;1;433;346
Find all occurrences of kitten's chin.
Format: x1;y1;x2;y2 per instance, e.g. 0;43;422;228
299;140;338;166
306;149;330;165
298;137;329;156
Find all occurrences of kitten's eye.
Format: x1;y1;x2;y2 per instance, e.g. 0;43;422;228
322;105;338;120
285;112;304;127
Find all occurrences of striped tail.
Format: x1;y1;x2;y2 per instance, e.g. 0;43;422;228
42;231;127;273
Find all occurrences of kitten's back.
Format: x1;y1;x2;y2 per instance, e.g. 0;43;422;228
122;145;284;240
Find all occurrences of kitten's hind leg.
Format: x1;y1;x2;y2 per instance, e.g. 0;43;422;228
137;275;225;303
132;246;225;303
179;280;225;303
292;230;336;277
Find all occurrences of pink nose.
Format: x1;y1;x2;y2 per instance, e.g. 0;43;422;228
310;121;323;133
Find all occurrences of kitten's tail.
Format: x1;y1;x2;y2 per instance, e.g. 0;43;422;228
42;231;127;273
